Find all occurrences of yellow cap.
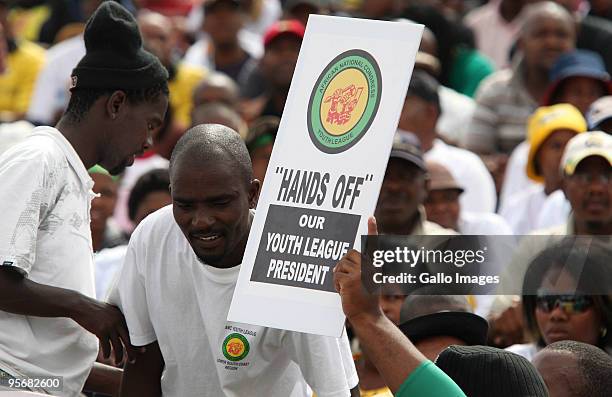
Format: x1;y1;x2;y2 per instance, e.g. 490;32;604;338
526;104;587;183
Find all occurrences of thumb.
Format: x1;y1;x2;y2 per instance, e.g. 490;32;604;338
367;216;378;236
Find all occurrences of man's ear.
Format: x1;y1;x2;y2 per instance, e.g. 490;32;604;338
248;179;262;209
106;90;127;120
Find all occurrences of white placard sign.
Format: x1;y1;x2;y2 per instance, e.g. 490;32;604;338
228;15;423;337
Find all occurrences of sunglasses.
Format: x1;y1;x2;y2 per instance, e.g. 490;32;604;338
535;295;594;314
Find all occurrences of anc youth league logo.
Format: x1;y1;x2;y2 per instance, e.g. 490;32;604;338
307;49;382;154
222;333;250;362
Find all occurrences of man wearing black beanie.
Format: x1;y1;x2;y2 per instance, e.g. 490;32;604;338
0;1;168;396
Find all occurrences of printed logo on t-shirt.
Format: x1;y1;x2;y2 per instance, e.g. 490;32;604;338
222;333;250;362
217;326;256;371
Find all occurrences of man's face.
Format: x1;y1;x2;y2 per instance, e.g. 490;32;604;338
101;94;168;175
139;17;173;67
536;129;576;190
379;294;405;325
556;77;606;115
398;95;436;138
424;189;461;231
533;350;585;397
90;173;118;233
171;156;260;268
203;1;243;46
261;35;302;91
375;158;427;233
563;156;612;227
520;14;574;71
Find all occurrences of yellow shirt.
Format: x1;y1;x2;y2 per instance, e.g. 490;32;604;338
0;41;46;117
168;63;207;127
8;5;50;42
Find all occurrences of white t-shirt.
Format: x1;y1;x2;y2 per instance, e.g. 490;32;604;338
498;141;539;210
109;206;358;397
499;184;549;235
458;211;513;235
426;139;497;214
535;190;570;230
94;244;128;301
0;127;99;396
464;0;522;69
437;85;476;145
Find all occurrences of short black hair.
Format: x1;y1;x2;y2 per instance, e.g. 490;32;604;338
169;124;253;187
407;70;441;114
544;340;612;397
64;81;169;123
127;168;170;222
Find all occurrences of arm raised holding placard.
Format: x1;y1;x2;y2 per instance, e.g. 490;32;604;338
333;217;466;397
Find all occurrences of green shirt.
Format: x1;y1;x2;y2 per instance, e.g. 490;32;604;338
395;361;466;397
449;46;494;98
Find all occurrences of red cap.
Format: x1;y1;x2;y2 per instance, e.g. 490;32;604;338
263;20;305;47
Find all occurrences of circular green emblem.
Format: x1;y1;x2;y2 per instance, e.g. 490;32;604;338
222;333;250;362
307;49;382;154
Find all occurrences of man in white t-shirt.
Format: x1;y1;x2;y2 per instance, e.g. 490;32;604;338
109;124;358;397
0;2;169;396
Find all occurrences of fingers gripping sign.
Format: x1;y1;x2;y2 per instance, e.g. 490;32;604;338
333;217;381;321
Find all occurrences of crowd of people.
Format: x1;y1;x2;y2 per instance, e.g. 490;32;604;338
0;0;611;396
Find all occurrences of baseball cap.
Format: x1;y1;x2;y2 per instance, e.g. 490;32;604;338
436;345;548;397
263;20;305;47
586;96;612;130
542;50;612;105
390;133;426;171
526;104;587;182
560;131;612;175
426;161;464;192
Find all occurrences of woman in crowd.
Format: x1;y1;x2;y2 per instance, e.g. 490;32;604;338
508;237;612;360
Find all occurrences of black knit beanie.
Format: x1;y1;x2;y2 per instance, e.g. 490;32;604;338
436;345;549;397
70;1;168;90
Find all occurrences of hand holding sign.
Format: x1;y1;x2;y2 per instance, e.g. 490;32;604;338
333;216;381;322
